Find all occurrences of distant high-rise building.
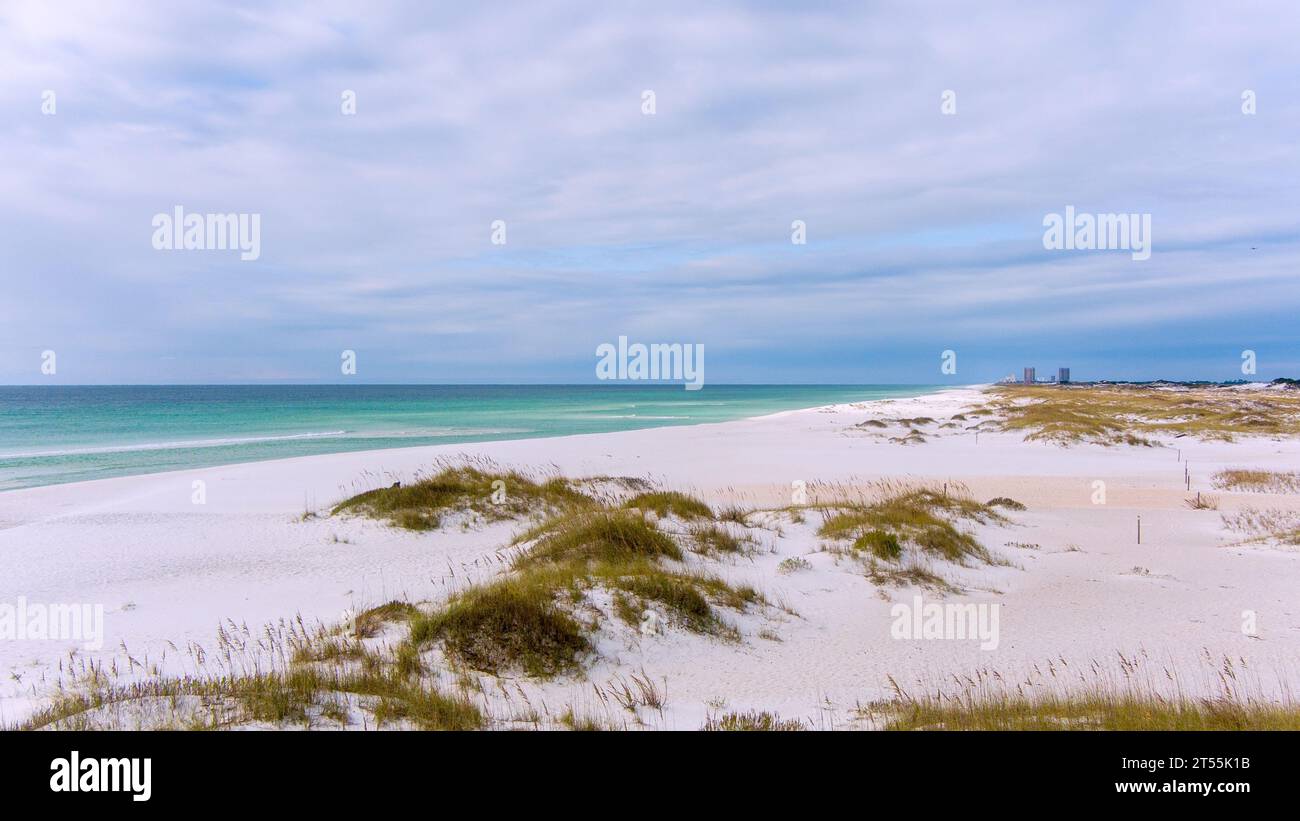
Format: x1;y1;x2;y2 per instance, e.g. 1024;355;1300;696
1058;367;1070;384
1023;367;1036;384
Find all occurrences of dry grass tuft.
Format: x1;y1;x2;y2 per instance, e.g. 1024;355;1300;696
1213;469;1300;494
980;384;1300;446
818;483;1003;564
332;462;592;530
16;644;483;731
702;710;806;731
353;600;419;638
866;652;1300;731
516;510;683;568
986;496;1026;511
409;577;592;677
622;490;713;519
882;693;1300;730
688;522;752;555
853;529;902;560
1221;507;1300;546
411;504;764;678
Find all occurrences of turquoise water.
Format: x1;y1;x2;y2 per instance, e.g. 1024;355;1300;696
0;385;939;491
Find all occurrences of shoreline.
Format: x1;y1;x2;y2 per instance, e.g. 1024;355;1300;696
0;384;949;494
2;386;997;523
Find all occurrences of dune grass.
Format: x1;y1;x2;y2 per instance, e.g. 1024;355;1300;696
17;663;483;731
880;684;1300;730
8;607;493;731
1221;507;1300;546
868;651;1300;731
716;505;751;525
883;694;1300;730
1213;468;1300;494
986;496;1026;511
516;510;683;568
409;576;592;677
702;710;806;731
602;559;762;632
332;463;591;531
688;522;751;555
613;570;725;634
410;556;757;675
889;430;927;445
853;529;902;560
864;557;960;593
405;505;763;677
818;486;1002;564
892;416;936;427
777;556;812;574
982;384;1300;446
362;674;484;730
30;632;1297;731
353;600;419;637
622;490;713;519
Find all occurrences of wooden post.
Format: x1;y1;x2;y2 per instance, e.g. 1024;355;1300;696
1137;515;1141;544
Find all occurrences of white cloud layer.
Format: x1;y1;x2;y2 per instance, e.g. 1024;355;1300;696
1;0;1297;383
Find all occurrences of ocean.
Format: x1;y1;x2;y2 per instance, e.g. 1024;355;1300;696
0;384;939;491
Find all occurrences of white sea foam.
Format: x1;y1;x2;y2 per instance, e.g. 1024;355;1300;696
0;427;533;460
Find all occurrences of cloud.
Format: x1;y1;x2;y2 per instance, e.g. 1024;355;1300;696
1;0;1298;383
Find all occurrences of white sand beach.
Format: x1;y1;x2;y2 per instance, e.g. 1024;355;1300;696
4;386;1300;728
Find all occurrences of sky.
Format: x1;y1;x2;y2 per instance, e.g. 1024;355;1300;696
1;0;1298;385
